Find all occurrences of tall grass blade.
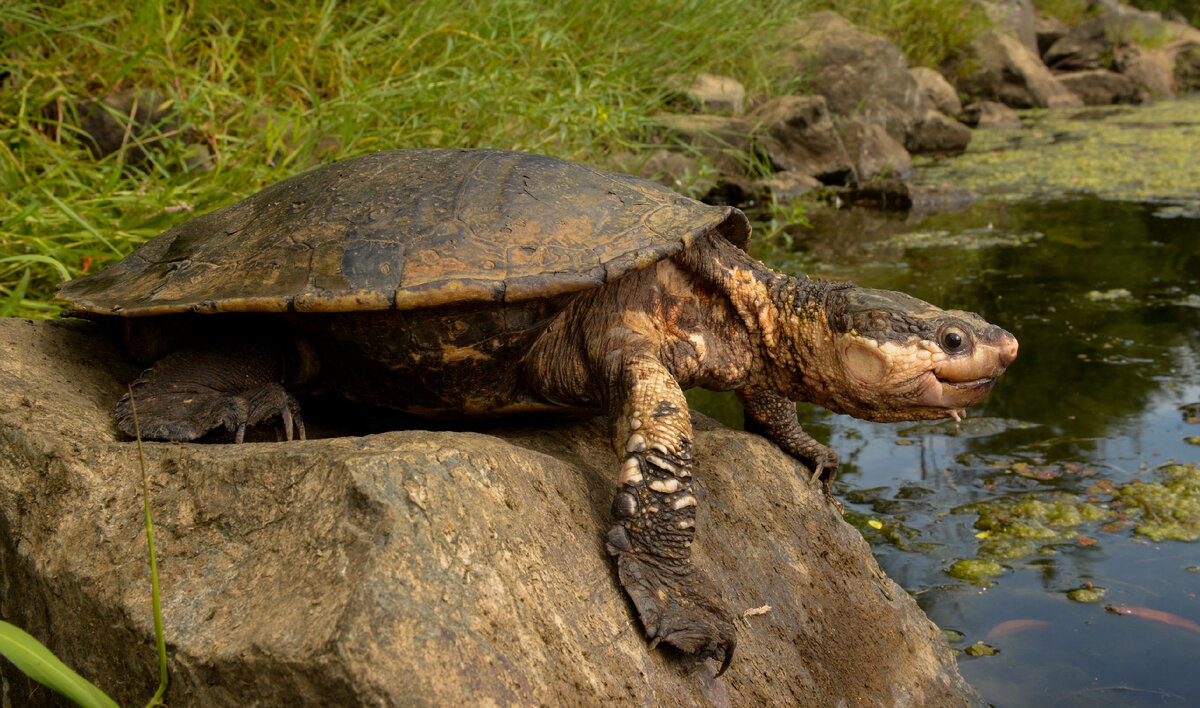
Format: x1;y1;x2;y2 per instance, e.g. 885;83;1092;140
128;387;170;707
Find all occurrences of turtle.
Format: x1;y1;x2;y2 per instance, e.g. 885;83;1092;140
58;148;1018;675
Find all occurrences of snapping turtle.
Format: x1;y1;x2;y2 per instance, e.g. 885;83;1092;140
58;148;1018;674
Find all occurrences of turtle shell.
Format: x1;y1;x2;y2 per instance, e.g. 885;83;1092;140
59;149;750;317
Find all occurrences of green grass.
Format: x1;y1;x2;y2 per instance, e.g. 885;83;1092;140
1;0;990;318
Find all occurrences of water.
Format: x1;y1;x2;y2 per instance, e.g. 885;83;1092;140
689;194;1200;705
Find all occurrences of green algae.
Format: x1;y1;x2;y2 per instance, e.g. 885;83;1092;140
914;97;1200;205
1066;585;1107;603
948;558;1006;582
1116;464;1200;542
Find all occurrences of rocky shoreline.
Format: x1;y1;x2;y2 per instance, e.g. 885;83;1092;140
615;0;1200;211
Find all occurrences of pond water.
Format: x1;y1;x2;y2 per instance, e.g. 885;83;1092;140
689;99;1200;706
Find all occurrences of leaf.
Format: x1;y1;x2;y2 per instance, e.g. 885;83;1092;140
868;519;883;529
0;268;30;317
0;621;120;708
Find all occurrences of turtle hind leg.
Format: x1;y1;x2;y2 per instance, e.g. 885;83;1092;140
115;345;305;443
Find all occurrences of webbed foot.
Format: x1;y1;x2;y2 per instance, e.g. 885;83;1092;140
607;529;737;675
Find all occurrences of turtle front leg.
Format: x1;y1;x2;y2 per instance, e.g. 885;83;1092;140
605;354;736;675
739;386;838;486
116;345;305;443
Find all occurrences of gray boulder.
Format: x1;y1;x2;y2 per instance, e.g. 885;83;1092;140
749;95;856;184
0;317;985;707
910;67;963;117
961;33;1083;108
756;170;824;206
1114;43;1175;97
667;72;747;115
840;120;914;180
1043;18;1110;71
977;0;1038;53
906;111;973;155
960;101;1023;129
1034;13;1070;56
780;12;931;137
1056;69;1147;104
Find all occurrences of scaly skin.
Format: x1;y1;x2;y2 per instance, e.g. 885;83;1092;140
523;230;1017;674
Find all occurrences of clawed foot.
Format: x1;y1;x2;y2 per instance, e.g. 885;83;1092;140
117;382;305;443
607;528;737;676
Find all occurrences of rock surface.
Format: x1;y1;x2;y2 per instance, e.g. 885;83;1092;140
909;67;963;117
750;95;855;184
1056;68;1147;105
0;317;984;707
963;33;1083;108
960;101;1023;129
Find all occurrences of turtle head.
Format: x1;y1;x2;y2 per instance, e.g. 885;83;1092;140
804;285;1018;422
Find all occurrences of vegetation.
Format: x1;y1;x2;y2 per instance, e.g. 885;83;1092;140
1;0;991;318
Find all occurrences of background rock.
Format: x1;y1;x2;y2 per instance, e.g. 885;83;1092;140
961;33;1083;108
781;12;931;137
750;95;855;184
651;114;755;177
839;120;914;181
1044;18;1110;70
1034;13;1070;56
905;111;972;155
1113;44;1175;97
1056;69;1147;104
960;101;1023;129
0;318;984;707
667;72;746;115
909;67;963;117
977;0;1038;53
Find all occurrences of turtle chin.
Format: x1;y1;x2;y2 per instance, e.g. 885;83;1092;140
915;371;996;414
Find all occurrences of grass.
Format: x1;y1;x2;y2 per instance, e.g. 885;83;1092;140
1;0;991;318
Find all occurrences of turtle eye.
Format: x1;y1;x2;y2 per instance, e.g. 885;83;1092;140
939;327;968;354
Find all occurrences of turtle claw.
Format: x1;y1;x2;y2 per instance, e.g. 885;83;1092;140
613;548;737;676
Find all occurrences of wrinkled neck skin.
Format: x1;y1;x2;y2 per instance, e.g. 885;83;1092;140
670;232;1017;423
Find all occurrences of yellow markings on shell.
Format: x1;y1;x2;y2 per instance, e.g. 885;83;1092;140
438;344;492;363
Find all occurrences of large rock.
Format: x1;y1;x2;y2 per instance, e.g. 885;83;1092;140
905;111;973;155
961;33;1083;108
749;95;855;184
1113;43;1175;97
960;101;1023;129
839;120;914;181
1056;68;1147;105
1043;18;1110;71
1034;13;1070;56
909;67;963;117
667;72;746;115
978;0;1038;53
0;318;984;707
780;12;931;137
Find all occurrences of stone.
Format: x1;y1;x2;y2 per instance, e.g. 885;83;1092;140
667;71;746;114
1043;18;1110;71
756;170;824;205
961;33;1083;108
650;113;755;177
909;67;963;117
978;0;1038;53
73;88;176;161
1034;13;1070;57
839;120;914;180
749;95;855;184
1056;69;1147;105
960;101;1023;129
1113;44;1175;98
780;12;931;125
906;111;972;155
0;317;985;707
